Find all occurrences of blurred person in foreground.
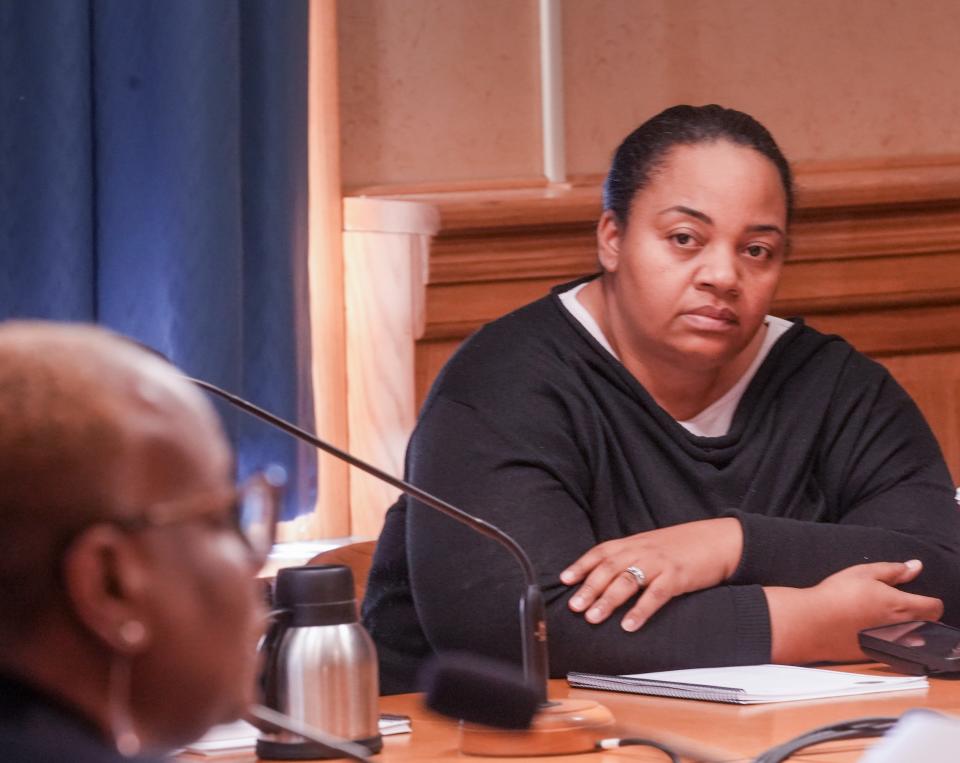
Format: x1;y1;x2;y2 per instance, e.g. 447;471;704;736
0;322;268;762
364;104;960;694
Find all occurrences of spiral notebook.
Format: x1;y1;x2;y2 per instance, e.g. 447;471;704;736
567;664;927;704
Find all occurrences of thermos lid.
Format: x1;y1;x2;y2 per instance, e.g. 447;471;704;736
273;564;358;626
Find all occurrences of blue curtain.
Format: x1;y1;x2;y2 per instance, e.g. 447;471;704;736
0;0;315;520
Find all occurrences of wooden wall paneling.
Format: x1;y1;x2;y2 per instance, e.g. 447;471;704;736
802;302;960;357
415;338;460;413
879;352;960;482
343;197;439;535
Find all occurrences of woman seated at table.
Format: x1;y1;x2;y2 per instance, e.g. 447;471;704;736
362;104;960;695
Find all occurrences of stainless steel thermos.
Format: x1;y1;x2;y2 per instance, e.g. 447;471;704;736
257;564;381;759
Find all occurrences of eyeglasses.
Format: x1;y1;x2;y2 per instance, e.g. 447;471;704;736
108;466;286;568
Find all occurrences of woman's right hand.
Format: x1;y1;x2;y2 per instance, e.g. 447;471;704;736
765;560;944;664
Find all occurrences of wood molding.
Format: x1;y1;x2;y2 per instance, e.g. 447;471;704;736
406;159;960;348
356;156;960;232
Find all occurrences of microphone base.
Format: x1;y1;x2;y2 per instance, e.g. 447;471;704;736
459;698;615;757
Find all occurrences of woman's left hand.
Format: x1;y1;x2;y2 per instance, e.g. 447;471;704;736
560;517;743;631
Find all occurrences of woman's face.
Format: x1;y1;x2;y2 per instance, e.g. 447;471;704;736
597;140;788;375
119;380;266;751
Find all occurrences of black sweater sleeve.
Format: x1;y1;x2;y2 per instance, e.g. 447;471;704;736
406;394;772;676
729;357;960;625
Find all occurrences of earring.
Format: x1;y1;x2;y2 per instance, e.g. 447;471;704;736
118;621;146;648
109;655;141;757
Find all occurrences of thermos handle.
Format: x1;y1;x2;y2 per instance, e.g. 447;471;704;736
258;607;292;710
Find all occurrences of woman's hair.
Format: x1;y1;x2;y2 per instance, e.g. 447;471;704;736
602;104;794;227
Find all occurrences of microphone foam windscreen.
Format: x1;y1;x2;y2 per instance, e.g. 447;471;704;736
420;651;540;730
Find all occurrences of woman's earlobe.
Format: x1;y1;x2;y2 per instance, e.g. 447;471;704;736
596;210;623;273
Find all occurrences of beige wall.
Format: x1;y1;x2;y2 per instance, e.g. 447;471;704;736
338;0;542;188
563;0;960;175
338;0;960;188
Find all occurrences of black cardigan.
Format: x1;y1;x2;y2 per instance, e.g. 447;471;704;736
363;283;960;694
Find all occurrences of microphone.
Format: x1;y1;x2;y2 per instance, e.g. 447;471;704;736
189;375;615;756
420;652;540;730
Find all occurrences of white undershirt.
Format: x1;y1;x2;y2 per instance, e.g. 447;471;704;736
559;282;792;437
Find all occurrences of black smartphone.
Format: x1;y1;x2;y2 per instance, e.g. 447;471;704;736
859;620;960;675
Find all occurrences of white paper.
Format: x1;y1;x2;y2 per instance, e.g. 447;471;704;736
569;664;928;704
184;715;411;755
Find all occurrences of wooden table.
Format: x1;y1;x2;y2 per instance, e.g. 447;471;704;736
177;665;960;762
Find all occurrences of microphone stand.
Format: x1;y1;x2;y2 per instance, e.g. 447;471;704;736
190;377;614;756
